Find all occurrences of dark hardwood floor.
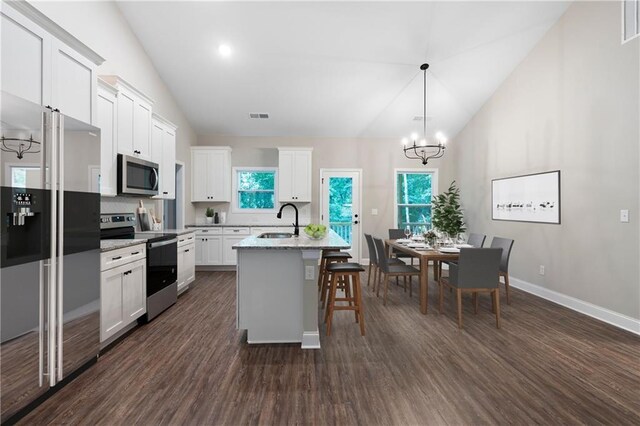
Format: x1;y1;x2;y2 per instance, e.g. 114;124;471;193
20;271;640;425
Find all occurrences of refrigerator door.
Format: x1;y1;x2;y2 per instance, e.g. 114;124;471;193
0;92;52;422
56;112;100;383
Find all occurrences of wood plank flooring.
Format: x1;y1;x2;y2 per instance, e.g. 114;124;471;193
20;271;640;425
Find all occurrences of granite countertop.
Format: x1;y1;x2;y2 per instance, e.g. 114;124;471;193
187;224;299;228
100;239;147;253
232;230;350;250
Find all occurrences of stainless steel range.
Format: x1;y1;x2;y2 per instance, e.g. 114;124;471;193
100;214;177;322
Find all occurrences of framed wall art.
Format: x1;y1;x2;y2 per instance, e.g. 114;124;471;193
491;170;561;224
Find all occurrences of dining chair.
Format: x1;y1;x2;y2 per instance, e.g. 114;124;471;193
364;234;404;291
388;229;416;266
373;237;420;305
438;248;502;329
467;233;486;248
489;237;515;304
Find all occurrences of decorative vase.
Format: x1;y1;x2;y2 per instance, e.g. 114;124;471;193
205;216;213;224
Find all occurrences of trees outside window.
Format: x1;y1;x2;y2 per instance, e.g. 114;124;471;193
395;171;435;229
236;169;277;210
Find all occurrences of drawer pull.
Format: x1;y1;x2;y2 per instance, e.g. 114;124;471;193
123;270;132;276
131;251;140;255
184;249;190;253
112;256;122;261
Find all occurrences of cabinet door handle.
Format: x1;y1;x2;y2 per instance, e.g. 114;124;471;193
124;270;132;275
184;249;190;253
131;251;140;255
163;192;168;195
112;256;122;261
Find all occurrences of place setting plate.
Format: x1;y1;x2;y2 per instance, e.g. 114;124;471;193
438;247;460;254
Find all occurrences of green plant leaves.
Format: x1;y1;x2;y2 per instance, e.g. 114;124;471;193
432;181;466;236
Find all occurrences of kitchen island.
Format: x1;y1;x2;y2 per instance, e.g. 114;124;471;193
233;230;349;349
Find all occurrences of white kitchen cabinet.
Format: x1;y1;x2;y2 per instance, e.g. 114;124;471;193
0;2;103;123
151;114;177;199
97;79;118;196
177;233;196;294
195;235;223;265
191;147;232;202
122;260;146;321
222;236;245;265
101;75;154;160
100;244;146;343
278;147;312;202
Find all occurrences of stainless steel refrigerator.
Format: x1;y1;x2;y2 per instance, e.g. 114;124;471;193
0;91;101;422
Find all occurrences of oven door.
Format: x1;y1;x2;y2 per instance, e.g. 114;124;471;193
117;154;159;196
146;239;177;296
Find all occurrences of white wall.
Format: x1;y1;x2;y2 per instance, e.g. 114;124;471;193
448;1;640;320
197;135;454;258
31;0;197;224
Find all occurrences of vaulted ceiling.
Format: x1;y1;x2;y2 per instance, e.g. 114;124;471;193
117;1;570;139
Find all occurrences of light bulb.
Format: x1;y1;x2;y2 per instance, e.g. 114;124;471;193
410;132;418;141
401;138;409;146
435;131;444;141
420;139;427;146
218;44;232;57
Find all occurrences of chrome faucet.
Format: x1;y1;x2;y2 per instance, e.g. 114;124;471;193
277;203;299;236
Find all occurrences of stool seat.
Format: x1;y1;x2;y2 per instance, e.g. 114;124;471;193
326;262;365;273
323;251;352;259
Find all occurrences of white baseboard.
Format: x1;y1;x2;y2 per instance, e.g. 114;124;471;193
510;277;640;336
301;331;321;349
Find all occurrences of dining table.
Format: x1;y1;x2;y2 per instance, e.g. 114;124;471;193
385;239;461;314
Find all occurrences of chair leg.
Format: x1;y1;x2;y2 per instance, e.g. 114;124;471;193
326;274;339;335
367;262;372;288
456;288;463;329
409;276;413;298
321;269;331;309
383;275;390;306
494;289;501;329
438;280;444;314
355;274;365;336
403;275;407;292
317;256;325;292
395;276;399;286
504;273;511;305
473;292;478;314
350;274;358;323
376;272;383;297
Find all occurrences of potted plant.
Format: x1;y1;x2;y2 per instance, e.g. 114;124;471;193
432;181;465;241
205;207;214;224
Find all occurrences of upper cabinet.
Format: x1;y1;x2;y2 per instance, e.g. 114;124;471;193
101;76;154;160
0;1;103;123
278;147;313;202
97;79;118;196
151;114;177;200
191;147;232;202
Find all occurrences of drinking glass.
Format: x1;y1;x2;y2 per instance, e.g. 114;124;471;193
404;225;411;239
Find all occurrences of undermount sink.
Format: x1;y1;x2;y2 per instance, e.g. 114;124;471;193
257;232;294;239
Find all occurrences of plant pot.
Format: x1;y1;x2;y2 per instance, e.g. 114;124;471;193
205;217;213;224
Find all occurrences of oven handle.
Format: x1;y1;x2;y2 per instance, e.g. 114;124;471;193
148;238;177;249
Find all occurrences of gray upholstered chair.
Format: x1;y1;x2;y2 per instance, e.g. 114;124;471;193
438;248;502;329
490;237;515;304
467;233;486;248
388;229;416;265
364;233;403;290
373;237;420;305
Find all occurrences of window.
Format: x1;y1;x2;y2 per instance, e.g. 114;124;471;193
10;165;40;189
233;168;278;212
394;169;438;230
623;0;639;42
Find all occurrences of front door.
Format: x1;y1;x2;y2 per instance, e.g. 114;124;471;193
320;169;361;263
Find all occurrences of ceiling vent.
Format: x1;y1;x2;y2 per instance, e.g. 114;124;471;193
249;113;269;119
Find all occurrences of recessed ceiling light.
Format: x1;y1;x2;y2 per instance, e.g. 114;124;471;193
218;44;232;57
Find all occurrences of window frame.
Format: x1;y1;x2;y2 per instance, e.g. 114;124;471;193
622;0;640;44
232;167;279;213
393;168;439;229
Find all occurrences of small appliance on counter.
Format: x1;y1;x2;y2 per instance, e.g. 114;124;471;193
100;213;178;322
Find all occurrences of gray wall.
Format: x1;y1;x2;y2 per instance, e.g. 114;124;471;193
448;1;640;319
197;135;454;259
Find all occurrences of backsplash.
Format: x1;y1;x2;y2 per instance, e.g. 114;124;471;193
101;196;162;230
192;202;311;226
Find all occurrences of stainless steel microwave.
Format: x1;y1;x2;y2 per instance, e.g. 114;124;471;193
117;154;159;196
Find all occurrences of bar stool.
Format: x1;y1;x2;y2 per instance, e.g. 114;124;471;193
317;249;340;292
319;251;352;308
325;262;365;336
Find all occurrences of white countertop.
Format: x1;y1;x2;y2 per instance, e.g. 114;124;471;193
187;224;303;228
232;230;350;250
100;239;146;252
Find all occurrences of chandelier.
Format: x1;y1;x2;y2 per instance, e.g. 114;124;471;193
1;135;41;159
401;63;446;165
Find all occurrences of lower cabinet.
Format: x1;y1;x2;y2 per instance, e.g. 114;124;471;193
195;235;222;265
193;227;251;266
222;236;244;265
177;233;196;293
100;244;146;343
